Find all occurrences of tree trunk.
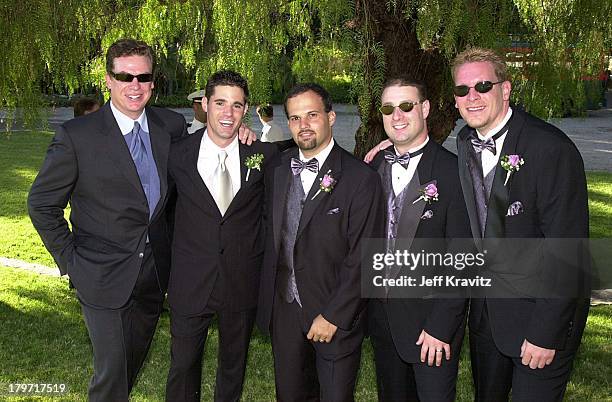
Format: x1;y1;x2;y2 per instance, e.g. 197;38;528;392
352;1;458;158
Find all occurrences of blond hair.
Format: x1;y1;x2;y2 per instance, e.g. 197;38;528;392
452;47;508;82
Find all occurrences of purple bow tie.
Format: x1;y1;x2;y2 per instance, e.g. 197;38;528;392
470;136;497;155
384;150;410;169
291;157;318;175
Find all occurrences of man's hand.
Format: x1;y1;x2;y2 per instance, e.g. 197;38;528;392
520;339;556;369
306;314;338;343
238;124;257;145
416;329;451;367
363;139;392;163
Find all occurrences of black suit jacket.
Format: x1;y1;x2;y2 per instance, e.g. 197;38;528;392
167;131;278;315
370;139;472;363
257;143;384;357
457;108;590;355
28;102;186;308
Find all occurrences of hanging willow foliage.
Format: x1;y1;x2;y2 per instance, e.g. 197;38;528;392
1;0;610;153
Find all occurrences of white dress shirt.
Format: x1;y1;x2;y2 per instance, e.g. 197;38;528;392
298;138;335;195
187;118;206;134
197;130;241;202
391;136;429;196
110;100;148;135
476;108;513;177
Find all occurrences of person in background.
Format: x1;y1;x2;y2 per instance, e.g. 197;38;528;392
256;104;286;143
187;89;207;134
73;97;100;117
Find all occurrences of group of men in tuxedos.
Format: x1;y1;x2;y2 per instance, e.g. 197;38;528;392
28;37;589;402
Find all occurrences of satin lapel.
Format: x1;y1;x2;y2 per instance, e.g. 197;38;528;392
99;103;145;198
273;149;296;252
184;131;220;215
297;144;343;240
147;108;170;219
457;126;483;249
484;112;523;238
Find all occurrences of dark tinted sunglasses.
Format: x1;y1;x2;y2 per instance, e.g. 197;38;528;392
453;81;503;97
379;101;421;115
110;72;154;83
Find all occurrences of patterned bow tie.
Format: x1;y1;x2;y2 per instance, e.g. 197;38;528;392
291;157;319;175
470;135;497;155
384;150;411;169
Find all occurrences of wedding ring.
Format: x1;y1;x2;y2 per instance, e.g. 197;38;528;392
435;349;442;353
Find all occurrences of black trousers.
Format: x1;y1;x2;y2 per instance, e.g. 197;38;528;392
368;300;460;402
470;302;579;402
165;286;256;402
79;244;163;402
271;292;362;402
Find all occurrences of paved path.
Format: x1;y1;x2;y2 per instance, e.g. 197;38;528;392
3;95;611;172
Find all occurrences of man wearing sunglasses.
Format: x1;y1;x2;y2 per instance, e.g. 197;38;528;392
453;47;589;402
367;77;471;402
28;38;187;401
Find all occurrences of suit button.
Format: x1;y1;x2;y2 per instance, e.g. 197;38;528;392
139;252;144;258
219;248;224;254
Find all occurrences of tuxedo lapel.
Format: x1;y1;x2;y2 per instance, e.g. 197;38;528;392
273;149;296;252
99;103;145;198
297;144;342;240
484;112;523;238
182;131;219;216
457;127;483;248
147;108;170;219
225;142;263;216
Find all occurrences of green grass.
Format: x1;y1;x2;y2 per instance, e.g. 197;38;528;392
1;267;610;401
1;131;611;400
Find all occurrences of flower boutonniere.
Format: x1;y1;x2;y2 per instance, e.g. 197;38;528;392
311;170;337;200
244;153;264;181
413;182;439;204
500;154;524;186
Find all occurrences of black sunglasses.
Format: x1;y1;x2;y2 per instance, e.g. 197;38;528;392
453;81;503;97
379;101;421;115
110;71;154;83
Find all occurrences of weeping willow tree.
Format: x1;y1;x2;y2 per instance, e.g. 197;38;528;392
1;0;610;154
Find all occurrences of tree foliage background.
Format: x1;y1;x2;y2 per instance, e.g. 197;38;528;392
1;0;611;154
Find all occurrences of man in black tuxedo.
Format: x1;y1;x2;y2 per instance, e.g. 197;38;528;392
367;78;471;401
165;70;277;402
256;83;383;401
28;38;187;401
453;47;590;401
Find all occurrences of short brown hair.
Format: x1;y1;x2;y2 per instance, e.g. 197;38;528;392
452;47;508;82
382;77;428;101
106;38;154;74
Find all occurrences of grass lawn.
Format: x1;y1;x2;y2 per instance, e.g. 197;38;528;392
1;131;611;401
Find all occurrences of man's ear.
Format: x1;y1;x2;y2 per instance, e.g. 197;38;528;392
328;110;336;127
202;97;208;113
421;99;430;119
502;81;512;101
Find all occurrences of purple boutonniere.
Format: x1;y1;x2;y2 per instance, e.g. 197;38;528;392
413;182;439;204
311;170;337;200
500;154;524;186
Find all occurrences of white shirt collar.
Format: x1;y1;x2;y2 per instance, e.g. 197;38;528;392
477;107;513;139
393;136;429;155
202;128;239;154
299;138;335;169
109;100;148;135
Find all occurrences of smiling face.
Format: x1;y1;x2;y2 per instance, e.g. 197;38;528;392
286;90;336;158
105;55;154;120
203;85;247;147
381;84;429;154
453;61;511;136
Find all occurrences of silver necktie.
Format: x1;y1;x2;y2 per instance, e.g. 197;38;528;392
216;150;232;215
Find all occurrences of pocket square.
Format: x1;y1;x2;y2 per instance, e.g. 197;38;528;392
506;201;524;216
421;210;433;220
327;207;341;215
